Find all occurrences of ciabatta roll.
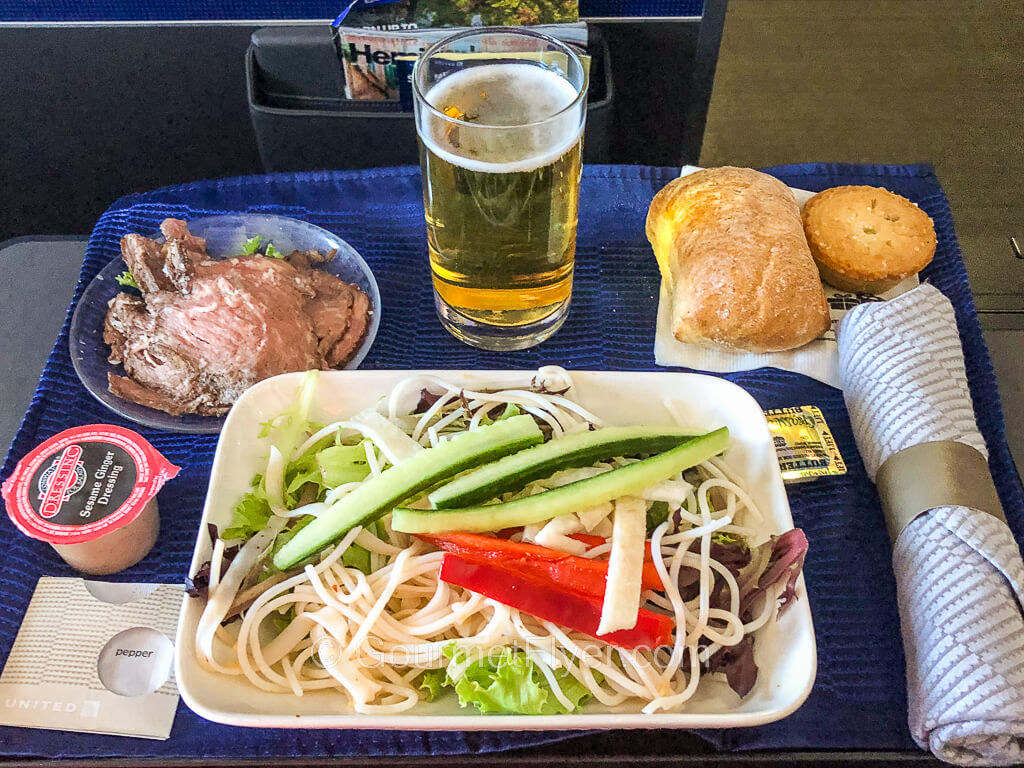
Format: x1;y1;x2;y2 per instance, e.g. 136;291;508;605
647;167;830;353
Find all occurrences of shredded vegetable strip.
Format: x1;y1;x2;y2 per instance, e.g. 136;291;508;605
597;496;646;635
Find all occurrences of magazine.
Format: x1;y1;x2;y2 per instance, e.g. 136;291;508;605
334;0;580;31
335;23;588;102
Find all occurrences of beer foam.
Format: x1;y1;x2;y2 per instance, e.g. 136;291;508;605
421;63;583;174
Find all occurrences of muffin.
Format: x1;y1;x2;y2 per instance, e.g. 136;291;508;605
801;185;936;293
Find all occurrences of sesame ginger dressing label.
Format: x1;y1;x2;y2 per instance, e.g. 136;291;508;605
32;442;137;524
2;425;179;545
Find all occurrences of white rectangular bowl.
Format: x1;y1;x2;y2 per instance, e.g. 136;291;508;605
175;369;816;730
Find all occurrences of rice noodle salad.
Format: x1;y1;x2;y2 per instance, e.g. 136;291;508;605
189;366;808;716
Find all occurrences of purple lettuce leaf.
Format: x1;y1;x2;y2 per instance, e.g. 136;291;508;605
706;634;757;698
743;528;809;618
705;528;808;698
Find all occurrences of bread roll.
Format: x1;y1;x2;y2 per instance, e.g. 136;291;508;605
802;185;936;293
647;167;831;353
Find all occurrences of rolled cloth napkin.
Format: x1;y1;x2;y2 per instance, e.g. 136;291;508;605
838;283;1024;766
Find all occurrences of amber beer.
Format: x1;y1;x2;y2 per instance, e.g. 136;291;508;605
414;32;586;350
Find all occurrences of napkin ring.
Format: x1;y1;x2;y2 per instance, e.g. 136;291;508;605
875;440;1006;543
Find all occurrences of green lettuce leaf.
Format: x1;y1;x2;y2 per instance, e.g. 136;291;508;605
285;463;323;499
115;270;140;289
221;484;272;541
417;668;448;702
496;403;522;421
442;645;591;715
317;443;371;487
284;448;322;501
646;500;672;535
270;610;293;632
241;235;262;255
477;402;522;427
241;235;284;259
711;530;748;549
340;541;371;574
283;439;371;506
272;371;319;468
339;518;385;575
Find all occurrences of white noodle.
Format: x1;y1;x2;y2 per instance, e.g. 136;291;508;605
412;391;457;443
364;441;382;477
323;481;363;505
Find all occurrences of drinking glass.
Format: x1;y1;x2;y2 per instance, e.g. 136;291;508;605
413;28;587;350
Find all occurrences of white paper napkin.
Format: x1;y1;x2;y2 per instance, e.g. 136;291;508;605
654;166;917;388
839;283;1024;766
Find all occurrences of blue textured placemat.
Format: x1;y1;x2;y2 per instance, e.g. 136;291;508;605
1;164;1021;759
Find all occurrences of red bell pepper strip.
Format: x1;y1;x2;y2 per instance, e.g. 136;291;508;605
417;532;664;596
569;532;615;550
571;532;655;557
568;533;664;587
572;534;703;591
439;553;675;650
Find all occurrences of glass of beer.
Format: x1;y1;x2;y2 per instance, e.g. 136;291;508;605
413;28;586;350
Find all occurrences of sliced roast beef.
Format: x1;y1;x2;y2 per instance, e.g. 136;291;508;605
108;373;208;416
121;234;174;293
160;218;207;256
103;292;147;364
104;220;373;416
285;248;333;272
330;288;371;366
304;269;355;362
162;239;198;294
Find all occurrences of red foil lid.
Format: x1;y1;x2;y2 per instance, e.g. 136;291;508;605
1;425;180;544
